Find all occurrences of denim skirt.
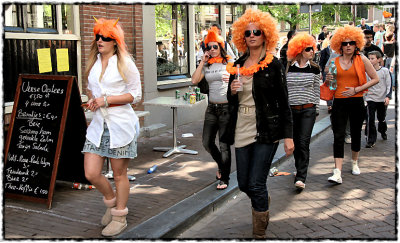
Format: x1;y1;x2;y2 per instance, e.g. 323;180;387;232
82;124;138;159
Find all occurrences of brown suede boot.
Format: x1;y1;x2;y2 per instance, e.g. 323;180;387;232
252;208;269;239
252;195;271;238
102;207;128;237
101;196;116;226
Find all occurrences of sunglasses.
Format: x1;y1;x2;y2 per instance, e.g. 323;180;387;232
244;29;262;37
304;47;314;52
207;45;219;51
341;41;356;46
96;34;114;42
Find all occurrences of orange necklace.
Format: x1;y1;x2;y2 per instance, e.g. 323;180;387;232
207;55;232;65
226;53;274;76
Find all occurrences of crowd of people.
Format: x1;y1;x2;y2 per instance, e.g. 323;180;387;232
81;11;396;238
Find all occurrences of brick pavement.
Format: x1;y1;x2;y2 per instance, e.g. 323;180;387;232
178;103;396;240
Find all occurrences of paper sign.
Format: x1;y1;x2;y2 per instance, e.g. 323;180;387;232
37;48;52;73
56;48;69;72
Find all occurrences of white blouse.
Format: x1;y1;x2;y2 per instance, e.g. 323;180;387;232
86;54;142;148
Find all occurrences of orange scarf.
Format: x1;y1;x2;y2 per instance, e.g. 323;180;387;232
226;53;274;76
353;53;368;92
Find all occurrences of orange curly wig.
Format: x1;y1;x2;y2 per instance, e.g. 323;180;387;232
93;17;127;55
330;26;365;54
231;8;279;53
204;26;224;47
287;33;316;60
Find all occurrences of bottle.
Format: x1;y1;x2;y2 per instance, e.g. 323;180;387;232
328;60;337;90
72;183;94;190
147;165;158;174
235;64;243;91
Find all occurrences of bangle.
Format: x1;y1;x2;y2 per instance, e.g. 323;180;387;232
354;87;357;93
104;96;109;107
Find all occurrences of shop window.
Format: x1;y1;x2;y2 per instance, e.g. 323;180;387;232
155;4;189;81
4;4;75;34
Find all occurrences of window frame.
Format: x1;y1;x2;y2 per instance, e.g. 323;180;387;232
156;4;191;83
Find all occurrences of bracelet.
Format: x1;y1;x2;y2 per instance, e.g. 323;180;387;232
104;96;109;108
353;87;356;94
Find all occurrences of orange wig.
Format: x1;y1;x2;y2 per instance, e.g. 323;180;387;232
93;17;127;55
287;33;317;60
231;8;279;53
204;26;224;47
330;26;365;54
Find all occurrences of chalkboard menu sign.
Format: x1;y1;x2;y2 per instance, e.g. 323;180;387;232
4;74;88;209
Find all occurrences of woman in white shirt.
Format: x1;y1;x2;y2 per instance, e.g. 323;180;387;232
82;17;141;237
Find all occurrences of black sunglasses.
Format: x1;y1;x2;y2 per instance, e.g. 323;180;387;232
244;29;262;37
96;34;114;42
304;47;314;52
207;45;219;51
341;41;356;46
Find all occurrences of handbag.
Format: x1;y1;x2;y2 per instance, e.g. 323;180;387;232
320;82;335;101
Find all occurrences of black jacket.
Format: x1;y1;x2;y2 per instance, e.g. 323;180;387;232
221;55;293;145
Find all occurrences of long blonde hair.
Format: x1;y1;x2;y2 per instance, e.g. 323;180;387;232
84;40;130;82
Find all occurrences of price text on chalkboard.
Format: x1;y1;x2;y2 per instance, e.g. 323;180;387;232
4;75;75;208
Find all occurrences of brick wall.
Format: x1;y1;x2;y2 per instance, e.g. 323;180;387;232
80;4;144;114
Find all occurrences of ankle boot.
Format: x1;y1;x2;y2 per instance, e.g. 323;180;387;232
102;196;116;226
252;208;270;238
102;207;128;237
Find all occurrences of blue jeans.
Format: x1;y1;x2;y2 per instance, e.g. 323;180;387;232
291;106;316;183
202;103;232;182
235;142;279;212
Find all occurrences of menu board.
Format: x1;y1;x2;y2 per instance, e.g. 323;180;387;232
4;74;87;208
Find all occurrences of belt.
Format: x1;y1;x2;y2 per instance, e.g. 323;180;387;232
290;103;315;110
238;105;256;114
208;103;229;108
81;103;125;109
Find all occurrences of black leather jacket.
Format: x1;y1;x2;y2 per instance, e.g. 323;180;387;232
221;55;293;145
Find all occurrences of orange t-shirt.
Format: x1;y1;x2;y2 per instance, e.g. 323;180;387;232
334;57;364;99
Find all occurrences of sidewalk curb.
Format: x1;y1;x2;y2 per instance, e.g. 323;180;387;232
118;116;332;239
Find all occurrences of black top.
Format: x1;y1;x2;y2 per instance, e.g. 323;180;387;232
363;44;384;57
383;42;395;58
318;32;325;41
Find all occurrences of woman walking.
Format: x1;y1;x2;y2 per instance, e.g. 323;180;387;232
223;9;294;238
286;33;320;190
326;26;378;184
82;17;142;236
192;27;233;190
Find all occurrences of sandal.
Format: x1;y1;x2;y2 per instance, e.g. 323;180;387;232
215;169;221;180
216;180;229;190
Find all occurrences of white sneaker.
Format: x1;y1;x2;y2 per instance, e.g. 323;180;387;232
345;136;352;144
328;168;342;184
352;160;360;175
295;180;305;189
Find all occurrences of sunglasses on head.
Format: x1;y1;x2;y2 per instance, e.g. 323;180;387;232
96;34;114;42
207;45;219;51
304;47;314;52
341;41;356;46
244;29;262;37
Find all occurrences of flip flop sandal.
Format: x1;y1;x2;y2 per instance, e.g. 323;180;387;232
216;180;229;190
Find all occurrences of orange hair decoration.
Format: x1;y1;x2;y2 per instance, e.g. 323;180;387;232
231;8;279;53
204;26;224;47
330;26;365;54
93;17;127;54
383;11;392;18
287;33;317;60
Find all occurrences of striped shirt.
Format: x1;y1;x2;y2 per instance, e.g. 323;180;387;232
286;61;321;109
